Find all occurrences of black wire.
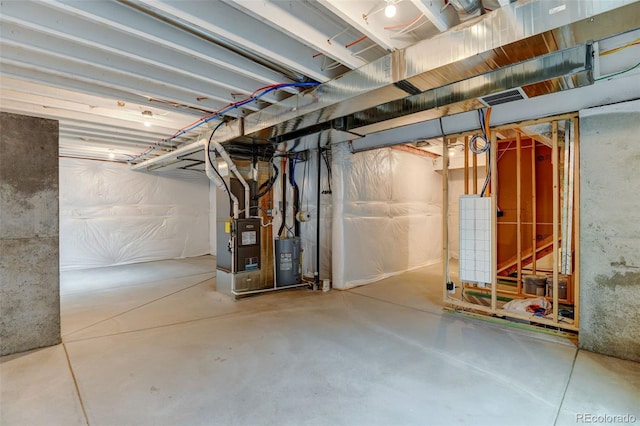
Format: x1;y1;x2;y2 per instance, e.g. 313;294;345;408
477;109;491;197
301;152;308;211
290;152;298;186
207;121;233;217
321;148;332;193
253;163;279;201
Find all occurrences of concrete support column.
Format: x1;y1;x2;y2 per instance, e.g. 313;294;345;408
579;100;640;362
0;112;60;356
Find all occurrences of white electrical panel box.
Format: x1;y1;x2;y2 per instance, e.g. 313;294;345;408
459;195;492;286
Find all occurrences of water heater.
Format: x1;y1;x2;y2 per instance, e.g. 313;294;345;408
274;237;301;287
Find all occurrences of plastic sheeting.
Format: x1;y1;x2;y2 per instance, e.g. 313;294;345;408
292;150;333;280
332;143;443;289
59;158;210;270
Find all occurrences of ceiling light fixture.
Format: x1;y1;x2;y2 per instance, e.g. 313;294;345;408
142;110;153;127
448;143;465;156
385;1;397;18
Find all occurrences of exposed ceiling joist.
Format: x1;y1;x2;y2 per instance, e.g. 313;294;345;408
0;63;212;117
409;0;455;32
0;98;184;140
0;17;284;107
0;41;262;116
1;0;638;164
225;0;367;70
133;0;342;82
0;46;244;117
28;0;298;90
318;0;397;51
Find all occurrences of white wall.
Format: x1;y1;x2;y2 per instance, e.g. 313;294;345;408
332;143;443;289
59;158;210;270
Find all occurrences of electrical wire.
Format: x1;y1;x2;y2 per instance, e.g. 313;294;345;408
290;151;299;186
384;13;423;30
253;163;279;201
206;121;233;217
595;61;640;81
497;141;513;163
469;108;492;197
599;38;640;56
321;148;332;194
301;153;309;211
128;82;320;162
593;38;640;81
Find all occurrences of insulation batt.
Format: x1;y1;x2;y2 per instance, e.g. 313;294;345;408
59;158;209;270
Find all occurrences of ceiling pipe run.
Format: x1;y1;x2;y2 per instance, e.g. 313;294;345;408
116;0;306;84
134;0;639;171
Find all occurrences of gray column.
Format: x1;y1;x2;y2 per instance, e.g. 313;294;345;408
579;100;640;362
0;112;60;356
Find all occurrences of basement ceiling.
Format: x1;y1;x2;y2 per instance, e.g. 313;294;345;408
0;0;514;163
1;0;638;165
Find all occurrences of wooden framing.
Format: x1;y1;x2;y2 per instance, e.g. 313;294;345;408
552;121;560;323
464;135;469;195
490;130;498;312
473;143;478;195
442;136;450;304
445;113;579;140
516;132;522;295
445;113;580;332
531;136;538;275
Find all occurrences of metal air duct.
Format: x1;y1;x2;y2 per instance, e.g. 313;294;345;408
449;0;481;14
134;0;639;171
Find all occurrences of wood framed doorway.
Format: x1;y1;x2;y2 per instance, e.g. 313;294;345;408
442;112;580;332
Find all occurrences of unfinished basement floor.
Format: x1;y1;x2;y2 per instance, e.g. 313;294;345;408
1;256;639;426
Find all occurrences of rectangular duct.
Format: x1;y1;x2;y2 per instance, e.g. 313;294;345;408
345;42;593;135
242;0;634;141
134;0;638;171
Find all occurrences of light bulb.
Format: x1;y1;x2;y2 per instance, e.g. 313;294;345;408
109;152;115;159
384;3;396;18
144;121;152;127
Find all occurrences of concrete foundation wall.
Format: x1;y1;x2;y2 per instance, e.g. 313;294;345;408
579;100;640;362
0;112;60;356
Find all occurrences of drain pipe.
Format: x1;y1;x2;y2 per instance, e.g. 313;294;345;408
210;140;251;218
205;139;239;219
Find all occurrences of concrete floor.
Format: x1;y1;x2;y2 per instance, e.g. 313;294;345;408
2;256;639;426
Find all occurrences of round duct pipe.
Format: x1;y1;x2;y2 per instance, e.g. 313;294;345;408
447;0;482;15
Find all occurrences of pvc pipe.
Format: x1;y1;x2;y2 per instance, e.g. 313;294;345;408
210;140;251;219
205;140;239;219
131;138;205;171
